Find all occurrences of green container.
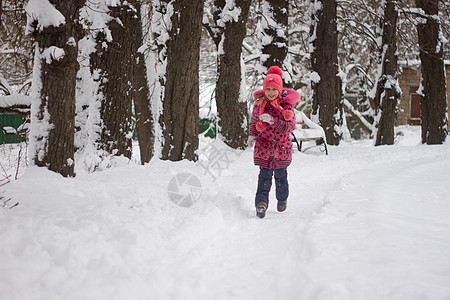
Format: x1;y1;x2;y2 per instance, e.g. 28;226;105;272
199;117;216;139
0;113;26;144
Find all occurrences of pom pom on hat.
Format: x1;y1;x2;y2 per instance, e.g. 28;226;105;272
263;66;283;93
267;66;283;77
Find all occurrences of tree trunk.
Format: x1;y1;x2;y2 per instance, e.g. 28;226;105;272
28;0;86;177
129;1;154;164
260;0;289;73
415;0;448;144
374;0;400;146
310;0;343;145
160;0;204;161
211;0;251;149
90;4;138;160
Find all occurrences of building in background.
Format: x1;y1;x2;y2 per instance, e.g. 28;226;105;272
397;61;450;128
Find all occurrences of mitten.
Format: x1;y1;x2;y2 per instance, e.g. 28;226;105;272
259;113;275;125
256;121;267;132
247;135;257;148
282;110;294;121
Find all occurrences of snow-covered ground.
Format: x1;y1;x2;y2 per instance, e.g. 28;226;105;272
1;126;450;300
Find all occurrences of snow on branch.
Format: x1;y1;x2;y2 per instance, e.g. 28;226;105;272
42;46;65;64
0;177;19;209
343;99;374;135
0;73;12;95
80;0;114;41
0;94;31;108
337;17;378;47
217;0;242;27
25;0;66;34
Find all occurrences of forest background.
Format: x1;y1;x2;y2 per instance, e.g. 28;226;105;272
0;0;449;178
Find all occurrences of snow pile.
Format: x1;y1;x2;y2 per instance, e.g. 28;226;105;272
0;94;30;108
1;127;450;300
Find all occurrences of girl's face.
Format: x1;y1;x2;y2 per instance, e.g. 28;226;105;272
265;87;279;101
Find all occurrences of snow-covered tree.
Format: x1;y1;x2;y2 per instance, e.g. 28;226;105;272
257;0;292;85
77;0;153;170
126;1;154;164
415;0;448;144
372;0;401;146
26;0;86;177
310;0;343;145
0;0;33;90
155;0;204;161
333;0;379;139
287;1;312;90
89;4;134;161
203;0;252;149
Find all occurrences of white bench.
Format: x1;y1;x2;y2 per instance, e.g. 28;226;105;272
291;110;328;155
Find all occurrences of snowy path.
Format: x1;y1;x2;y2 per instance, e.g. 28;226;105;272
1;136;450;300
299;156;450;300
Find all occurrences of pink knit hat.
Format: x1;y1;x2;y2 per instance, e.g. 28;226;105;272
263;66;283;93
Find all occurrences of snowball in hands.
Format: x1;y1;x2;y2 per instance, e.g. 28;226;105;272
259;113;275;125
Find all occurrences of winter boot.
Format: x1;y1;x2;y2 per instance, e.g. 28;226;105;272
277;201;287;212
256;202;267;219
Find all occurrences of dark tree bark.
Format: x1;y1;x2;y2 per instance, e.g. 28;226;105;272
374;0;400;146
128;1;154;164
90;4;142;160
28;0;86;177
310;0;343;145
206;0;251;149
132;48;154;164
260;0;289;74
160;0;204;161
415;0;447;144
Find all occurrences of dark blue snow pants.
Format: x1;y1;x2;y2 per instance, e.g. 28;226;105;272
254;167;289;207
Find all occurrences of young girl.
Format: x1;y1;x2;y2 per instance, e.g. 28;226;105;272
247;66;300;218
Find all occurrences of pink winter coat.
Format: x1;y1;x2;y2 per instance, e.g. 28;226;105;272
249;88;300;169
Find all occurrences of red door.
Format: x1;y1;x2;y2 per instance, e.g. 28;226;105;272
409;87;421;125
